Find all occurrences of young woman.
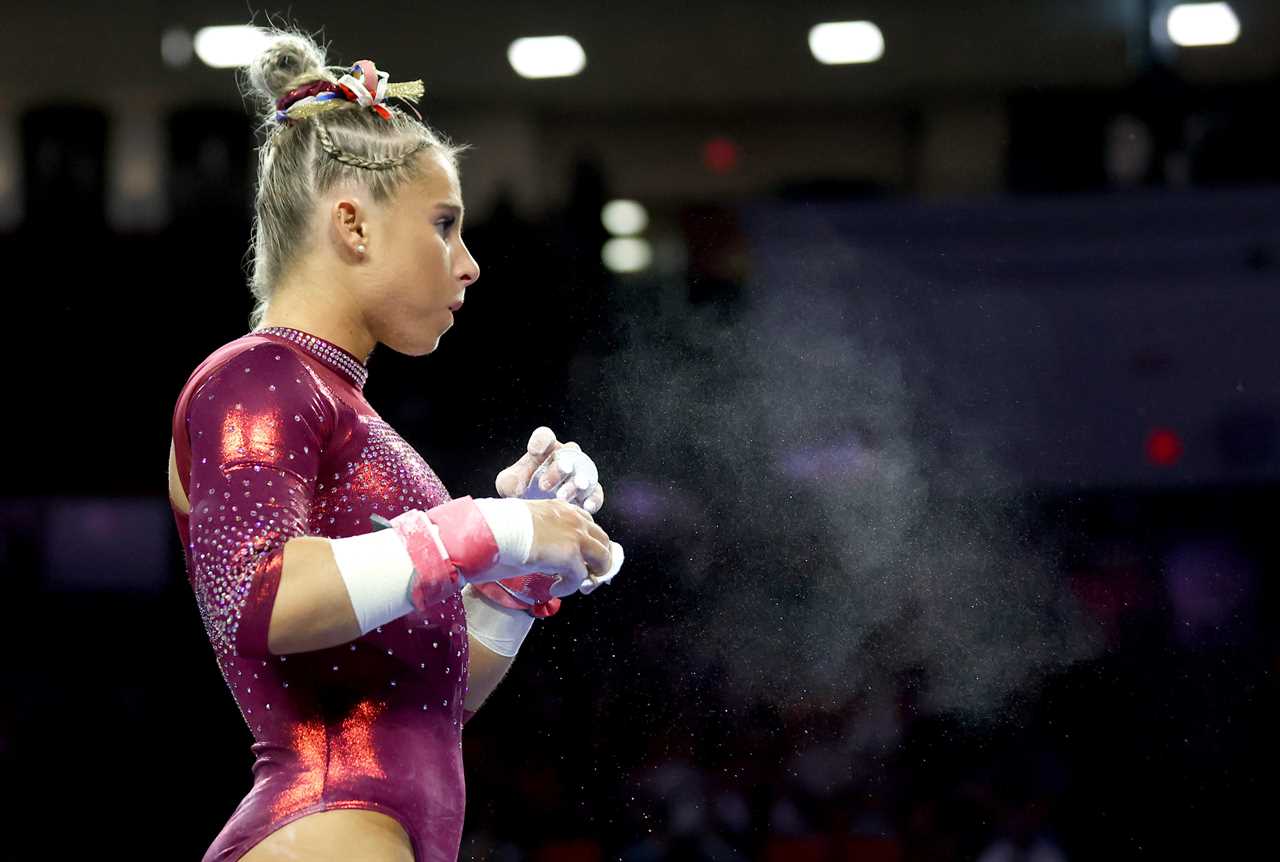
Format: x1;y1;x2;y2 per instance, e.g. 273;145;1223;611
166;30;620;862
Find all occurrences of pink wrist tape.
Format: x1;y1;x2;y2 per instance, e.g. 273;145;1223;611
389;496;500;612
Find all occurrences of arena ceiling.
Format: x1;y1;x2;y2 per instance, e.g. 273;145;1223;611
7;1;1279;115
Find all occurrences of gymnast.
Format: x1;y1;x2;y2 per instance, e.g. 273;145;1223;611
166;29;624;862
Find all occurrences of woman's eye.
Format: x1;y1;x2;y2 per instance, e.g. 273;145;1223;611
437;218;455;235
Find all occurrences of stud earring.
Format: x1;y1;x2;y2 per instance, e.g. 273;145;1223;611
356;244;366;254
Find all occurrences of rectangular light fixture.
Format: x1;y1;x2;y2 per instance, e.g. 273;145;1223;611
808;21;885;65
1166;2;1241;47
193;25;271;68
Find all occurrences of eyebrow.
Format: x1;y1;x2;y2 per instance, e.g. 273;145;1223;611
436;202;465;218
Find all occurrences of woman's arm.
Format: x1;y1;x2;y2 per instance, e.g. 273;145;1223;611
460;582;538;717
184;342;338;660
464;633;517;714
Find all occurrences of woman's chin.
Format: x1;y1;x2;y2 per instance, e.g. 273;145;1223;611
416;333;444;356
384;330;443;357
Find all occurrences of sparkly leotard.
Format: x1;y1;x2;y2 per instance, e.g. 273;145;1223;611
169;326;470;862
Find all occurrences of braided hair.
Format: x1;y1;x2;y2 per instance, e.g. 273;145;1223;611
311;119;430;172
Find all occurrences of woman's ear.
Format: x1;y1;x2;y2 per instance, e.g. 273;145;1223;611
332;197;368;256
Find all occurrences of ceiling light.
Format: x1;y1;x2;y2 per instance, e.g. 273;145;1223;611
508;36;587;79
808;21;885;65
193;26;271;69
602;237;653;273
1166;3;1240;47
601;199;649;236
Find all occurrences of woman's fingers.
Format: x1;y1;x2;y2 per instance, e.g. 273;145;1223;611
523;440;604;514
582;534;613;579
496;427;561;497
543;445;604;512
527;426;558;456
569;452;598;493
582;518;611;560
580;541;623;594
539;441;582;492
549;531;609;598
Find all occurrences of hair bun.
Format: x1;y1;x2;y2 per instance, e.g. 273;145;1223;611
247;31;328;115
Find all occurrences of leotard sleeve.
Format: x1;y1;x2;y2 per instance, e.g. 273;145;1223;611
183;343;336;660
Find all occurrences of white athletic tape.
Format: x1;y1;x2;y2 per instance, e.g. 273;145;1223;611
461;583;535;656
336;499;534;636
328;527;419;635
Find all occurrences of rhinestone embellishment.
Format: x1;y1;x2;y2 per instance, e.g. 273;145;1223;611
255;327;368;389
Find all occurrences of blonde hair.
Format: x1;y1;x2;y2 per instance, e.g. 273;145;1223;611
240;28;472;330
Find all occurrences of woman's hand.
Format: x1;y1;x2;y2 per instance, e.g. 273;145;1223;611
495;426;605;514
488;427;619;612
521;499;614;597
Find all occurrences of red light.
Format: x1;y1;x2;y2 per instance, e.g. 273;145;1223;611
1145;428;1184;467
703;137;739;174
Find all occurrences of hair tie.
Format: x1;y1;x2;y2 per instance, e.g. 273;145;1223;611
276;80;339;113
274;59;425;125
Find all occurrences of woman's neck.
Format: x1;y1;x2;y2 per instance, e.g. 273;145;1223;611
257;290;375;365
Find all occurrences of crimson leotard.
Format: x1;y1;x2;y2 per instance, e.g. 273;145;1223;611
169;326;471;862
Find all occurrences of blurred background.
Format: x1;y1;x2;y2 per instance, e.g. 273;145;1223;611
1;1;1276;859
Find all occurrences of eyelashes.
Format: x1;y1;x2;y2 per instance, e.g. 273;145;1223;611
437;217;456;236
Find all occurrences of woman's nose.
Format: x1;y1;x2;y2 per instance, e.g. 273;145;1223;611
459;249;479;285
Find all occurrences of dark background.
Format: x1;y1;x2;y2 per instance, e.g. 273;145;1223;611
0;2;1275;859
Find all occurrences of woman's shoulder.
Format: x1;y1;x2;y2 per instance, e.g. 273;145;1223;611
207;331;309;368
179;333;344;431
185;333;325;393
